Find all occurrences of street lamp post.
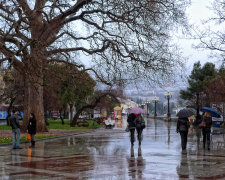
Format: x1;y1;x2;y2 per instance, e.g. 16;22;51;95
153;96;159;117
164;91;172;119
145;101;150;117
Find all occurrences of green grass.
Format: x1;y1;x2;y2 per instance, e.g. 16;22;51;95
0;125;11;130
0;119;102;131
0;135;58;144
47;119;102;130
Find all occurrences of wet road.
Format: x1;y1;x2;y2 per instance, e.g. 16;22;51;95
1;118;225;179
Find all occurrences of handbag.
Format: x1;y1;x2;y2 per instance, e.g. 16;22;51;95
198;120;206;128
141;122;146;129
27;133;31;141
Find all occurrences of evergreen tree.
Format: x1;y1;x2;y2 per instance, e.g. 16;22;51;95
180;61;216;115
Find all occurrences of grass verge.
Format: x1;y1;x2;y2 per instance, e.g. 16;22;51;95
0;119;102;131
47;119;102;130
0;135;58;144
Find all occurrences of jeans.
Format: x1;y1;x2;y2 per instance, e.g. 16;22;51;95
12;128;21;148
30;134;35;141
136;127;143;143
202;128;211;149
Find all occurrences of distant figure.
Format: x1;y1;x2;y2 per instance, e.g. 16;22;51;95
195;114;202;149
202;112;212;150
27;113;37;148
127;113;136;145
135;114;145;145
176;117;190;150
9;110;22;149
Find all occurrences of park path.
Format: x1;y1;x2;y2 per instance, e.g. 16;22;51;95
0;118;225;179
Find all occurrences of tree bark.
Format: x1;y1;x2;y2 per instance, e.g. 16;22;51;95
21;54;47;132
59;110;64;125
71;108;84;127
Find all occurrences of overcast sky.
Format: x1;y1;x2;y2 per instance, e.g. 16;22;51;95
176;0;219;72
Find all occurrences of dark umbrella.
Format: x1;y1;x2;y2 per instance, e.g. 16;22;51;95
200;107;221;118
176;108;195;118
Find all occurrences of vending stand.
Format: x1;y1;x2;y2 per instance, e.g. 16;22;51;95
114;106;122;120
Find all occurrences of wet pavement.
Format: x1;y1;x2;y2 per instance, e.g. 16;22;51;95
1;118;225;179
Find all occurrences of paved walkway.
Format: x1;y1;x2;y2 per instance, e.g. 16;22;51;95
1;119;225;179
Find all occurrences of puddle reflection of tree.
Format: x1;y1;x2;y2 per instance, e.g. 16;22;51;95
127;145;146;179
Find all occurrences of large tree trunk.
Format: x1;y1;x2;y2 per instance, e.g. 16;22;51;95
21;55;47;132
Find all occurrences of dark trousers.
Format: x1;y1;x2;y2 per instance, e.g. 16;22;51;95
202;128;211;149
136;128;143;142
180;131;188;150
129;128;135;144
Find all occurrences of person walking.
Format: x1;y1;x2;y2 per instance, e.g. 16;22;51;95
9;110;22;149
27;113;37;148
127;113;136;145
202;112;212;150
135;114;145;146
176;117;190;150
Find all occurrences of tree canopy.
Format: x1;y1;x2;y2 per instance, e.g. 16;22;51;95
180;61;216;113
44;64;96;112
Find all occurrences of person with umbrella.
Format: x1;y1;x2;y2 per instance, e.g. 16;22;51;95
128;107;145;146
127;113;136;146
135;113;145;146
176;108;193;150
200;107;221;150
201;112;212;150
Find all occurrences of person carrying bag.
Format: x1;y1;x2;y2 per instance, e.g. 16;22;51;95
201;112;212;150
176;117;190;150
135;114;145;146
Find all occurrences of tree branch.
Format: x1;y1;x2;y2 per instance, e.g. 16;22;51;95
17;0;32;18
47;40;110;55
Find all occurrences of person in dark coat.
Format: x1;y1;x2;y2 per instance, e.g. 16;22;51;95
27;113;37;148
202;112;212;150
176;117;190;150
9;110;22;149
135;114;145;146
127;113;136;145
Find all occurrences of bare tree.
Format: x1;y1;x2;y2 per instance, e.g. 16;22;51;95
194;0;225;61
0;0;189;131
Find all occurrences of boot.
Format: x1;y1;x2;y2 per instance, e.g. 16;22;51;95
30;141;35;148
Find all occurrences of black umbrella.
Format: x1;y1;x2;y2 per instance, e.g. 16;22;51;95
176;108;195;118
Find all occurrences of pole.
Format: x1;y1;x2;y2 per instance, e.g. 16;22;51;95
223;103;224;123
154;101;157;117
167;97;170;118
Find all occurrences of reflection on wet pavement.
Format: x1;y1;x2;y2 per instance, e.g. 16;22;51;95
1;118;225;179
